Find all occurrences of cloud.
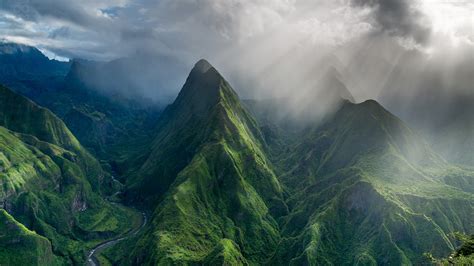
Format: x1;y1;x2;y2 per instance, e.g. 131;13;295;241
0;0;433;61
0;0;472;107
351;0;432;46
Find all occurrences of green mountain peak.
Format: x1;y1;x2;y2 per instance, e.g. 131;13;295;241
171;59;237;116
124;61;287;264
193;58;214;73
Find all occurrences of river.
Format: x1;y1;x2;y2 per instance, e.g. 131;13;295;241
86;210;148;266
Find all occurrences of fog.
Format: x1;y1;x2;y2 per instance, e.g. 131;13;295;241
1;0;473;124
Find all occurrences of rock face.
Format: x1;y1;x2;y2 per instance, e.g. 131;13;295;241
71;192;87;212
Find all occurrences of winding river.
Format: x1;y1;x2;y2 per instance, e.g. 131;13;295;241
86;211;148;266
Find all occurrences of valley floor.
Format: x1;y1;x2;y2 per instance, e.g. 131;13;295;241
86;204;146;266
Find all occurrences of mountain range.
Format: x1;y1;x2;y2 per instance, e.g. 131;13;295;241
0;43;472;265
112;59;473;265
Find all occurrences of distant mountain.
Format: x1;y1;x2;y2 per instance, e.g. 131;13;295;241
378;50;474;166
66;53;187;104
55;59;161;159
0;42;70;97
108;60;474;265
0;43;162;161
242;65;355;133
0;85;135;264
316;66;355;103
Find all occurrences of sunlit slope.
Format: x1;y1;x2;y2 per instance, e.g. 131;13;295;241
0;209;60;265
120;61;473;265
0;85;134;264
271;100;474;265
126;60;287;264
0;85;104;188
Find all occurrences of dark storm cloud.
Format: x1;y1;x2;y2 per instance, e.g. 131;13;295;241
351;0;431;45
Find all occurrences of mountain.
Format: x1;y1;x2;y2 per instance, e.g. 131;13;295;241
65;53;187;104
54;59;161;159
1;42;472;264
269;100;473;264
0;42;70;98
0;43;162;161
378;50;474;166
0;85;135;264
318;66;355;103
0;209;60;265
108;60;473;265
242;66;355;136
120;59;287;264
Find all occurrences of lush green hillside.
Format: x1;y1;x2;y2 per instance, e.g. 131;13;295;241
0;209;60;265
121;60;286;264
0;85;136;264
2;52;472;265
269;100;474;265
114;60;473;265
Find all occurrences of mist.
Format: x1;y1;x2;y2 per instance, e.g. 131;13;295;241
1;0;472;122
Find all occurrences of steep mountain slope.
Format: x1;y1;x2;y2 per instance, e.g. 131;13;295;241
269;100;474;264
122;60;287;264
115;60;473;265
0;85;102;188
0;209;60;265
431;233;474;264
0;85;135;264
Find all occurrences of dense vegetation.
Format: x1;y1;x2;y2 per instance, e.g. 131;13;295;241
111;60;473;265
0;43;472;265
0;85;136;264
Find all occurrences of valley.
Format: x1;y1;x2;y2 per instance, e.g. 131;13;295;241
0;42;472;265
87;208;147;266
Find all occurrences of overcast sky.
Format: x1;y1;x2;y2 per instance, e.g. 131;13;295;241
0;0;473;102
1;0;472;59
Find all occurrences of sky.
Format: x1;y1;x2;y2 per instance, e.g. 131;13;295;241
0;0;473;102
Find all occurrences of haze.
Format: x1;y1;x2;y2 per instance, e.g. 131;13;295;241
0;0;472;106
